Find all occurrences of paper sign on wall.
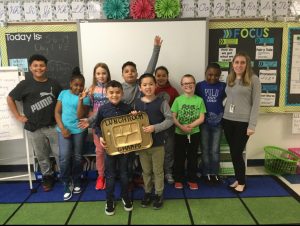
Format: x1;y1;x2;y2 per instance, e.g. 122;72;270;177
292;113;300;134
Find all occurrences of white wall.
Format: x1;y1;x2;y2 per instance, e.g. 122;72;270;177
247;113;300;159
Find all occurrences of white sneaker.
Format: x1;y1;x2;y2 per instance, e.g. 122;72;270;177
63;185;73;201
165;174;174;184
73;186;82;194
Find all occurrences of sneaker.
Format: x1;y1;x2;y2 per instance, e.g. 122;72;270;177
122;197;133;211
203;175;212;184
95;176;105;190
42;175;54;192
73;186;82;194
174;182;183;189
187;182;199;190
211;175;221;184
63;185;73;201
105;199;115;216
165;174;175;184
141;193;152;207
153;195;163;210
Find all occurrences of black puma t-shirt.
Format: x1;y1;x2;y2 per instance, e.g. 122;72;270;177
9;77;62;132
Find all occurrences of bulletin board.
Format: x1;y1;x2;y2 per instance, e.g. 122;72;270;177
0;24;79;89
286;27;300;107
209;21;300;112
209;21;286;112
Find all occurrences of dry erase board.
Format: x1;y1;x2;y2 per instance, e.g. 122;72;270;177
78;19;208;92
0;67;24;141
5;30;79;89
209;26;283;108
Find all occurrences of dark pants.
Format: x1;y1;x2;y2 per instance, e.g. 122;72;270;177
173;133;200;183
105;153;129;200
222;119;249;185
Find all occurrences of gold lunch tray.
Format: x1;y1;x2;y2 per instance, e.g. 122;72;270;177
100;112;153;155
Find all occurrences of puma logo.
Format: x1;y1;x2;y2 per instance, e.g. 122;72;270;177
40;87;55;98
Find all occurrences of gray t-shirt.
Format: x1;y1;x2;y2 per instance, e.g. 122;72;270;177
223;75;261;130
122;45;161;107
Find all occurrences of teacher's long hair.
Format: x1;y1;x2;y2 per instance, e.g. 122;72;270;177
227;52;253;87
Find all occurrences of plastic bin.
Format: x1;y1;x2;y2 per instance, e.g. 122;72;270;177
264;146;300;175
288;148;300;174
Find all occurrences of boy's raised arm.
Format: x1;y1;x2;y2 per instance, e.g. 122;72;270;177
145;35;163;74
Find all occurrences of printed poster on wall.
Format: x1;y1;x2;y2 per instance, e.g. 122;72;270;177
209;27;283;107
286;28;300;106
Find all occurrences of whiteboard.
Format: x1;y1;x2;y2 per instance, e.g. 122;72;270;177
0;67;24;141
77;19;208;92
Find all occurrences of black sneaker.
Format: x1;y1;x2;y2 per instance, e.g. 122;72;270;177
211;175;221;184
122;197;133;211
203;175;212;184
141;193;152;208
152;195;163;210
105;199;115;216
42;175;54;192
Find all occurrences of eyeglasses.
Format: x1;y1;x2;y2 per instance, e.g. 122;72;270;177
181;82;195;86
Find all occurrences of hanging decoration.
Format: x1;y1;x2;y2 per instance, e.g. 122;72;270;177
130;0;155;19
155;0;180;18
103;0;130;19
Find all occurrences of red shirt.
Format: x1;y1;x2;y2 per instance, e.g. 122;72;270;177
155;82;179;106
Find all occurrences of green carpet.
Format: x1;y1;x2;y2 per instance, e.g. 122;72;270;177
131;199;190;225
242;197;300;224
188;198;256;225
69;201;129;225
6;202;75;225
0;204;20;224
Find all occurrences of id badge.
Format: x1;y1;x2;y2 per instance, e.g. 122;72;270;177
229;104;235;113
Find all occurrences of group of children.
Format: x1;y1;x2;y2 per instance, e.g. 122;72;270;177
7;36;260;215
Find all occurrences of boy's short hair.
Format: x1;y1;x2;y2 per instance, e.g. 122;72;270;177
106;80;123;90
181;74;196;84
138;73;156;86
122;61;136;72
28;54;48;66
206;62;221;74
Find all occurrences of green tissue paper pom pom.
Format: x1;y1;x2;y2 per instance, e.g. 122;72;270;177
155;0;180;18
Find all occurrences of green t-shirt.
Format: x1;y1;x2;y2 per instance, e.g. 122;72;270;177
171;94;206;135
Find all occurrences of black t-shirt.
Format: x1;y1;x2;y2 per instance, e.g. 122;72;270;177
9;77;62;132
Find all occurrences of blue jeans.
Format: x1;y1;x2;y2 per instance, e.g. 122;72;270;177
200;123;222;175
58;131;87;187
105;153;129;200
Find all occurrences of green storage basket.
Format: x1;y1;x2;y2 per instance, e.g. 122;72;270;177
264;146;300;175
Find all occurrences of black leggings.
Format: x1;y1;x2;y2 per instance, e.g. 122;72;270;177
222;119;249;185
